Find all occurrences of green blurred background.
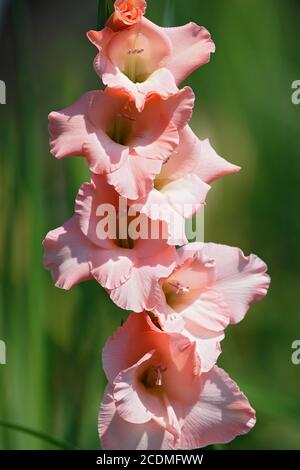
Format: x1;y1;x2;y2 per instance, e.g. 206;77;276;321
0;0;300;450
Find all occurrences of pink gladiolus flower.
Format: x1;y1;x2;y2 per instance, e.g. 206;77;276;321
43;176;176;312
49;86;194;200
87;17;215;110
129;126;240;245
99;312;256;450
107;0;147;30
153;243;270;372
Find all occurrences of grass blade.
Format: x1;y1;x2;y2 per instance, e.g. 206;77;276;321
0;420;76;450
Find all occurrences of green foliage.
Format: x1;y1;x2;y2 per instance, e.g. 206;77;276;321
98;0;114;29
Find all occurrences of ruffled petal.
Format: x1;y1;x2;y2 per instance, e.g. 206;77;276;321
135;68;179;106
75;175;120;249
48;92;95;160
107;154;163;200
90;248;135;290
43;216;95;290
99;385;175;450
130;173;209;245
158;126;240;185
177;366;256;449
169;245;216;291
93;62;179;112
109;262;171;312
109;239;176;312
202;243;271;323
180;289;230;333
163;22;215;84
183;328;223;373
130;87;194;160
157;174;210;218
194;138;240;184
49;91;129;174
130;189;188;246
82;130;130;175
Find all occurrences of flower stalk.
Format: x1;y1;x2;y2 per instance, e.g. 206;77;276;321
43;0;270;451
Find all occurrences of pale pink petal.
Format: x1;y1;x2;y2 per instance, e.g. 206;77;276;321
158;174;210;218
203;243;271;323
157;126;200;181
88;88;183;198
130;189;188;246
88;87;130;129
130;87;194;160
49;91;129;174
86;89;131;173
107;154;163;200
93;53;147;111
102;312;159;383
177;366;256;449
158;126;240;185
109;239;176;312
82;130;130;175
131;231;177;264
180;290;230;333
75;176;119;249
136;68;179;103
90;248;135;290
182;327;223;373
48;92;95;159
75;174;136;289
154;306;186;332
170;245;215;291
195;138;240;184
162;339;201;405
161;86;195;130
109;263;171;312
43;216;95;290
132;122;179;162
113;351;166;424
134;176;208;241
163;22;215;85
99;385;175;450
87;27;115;54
